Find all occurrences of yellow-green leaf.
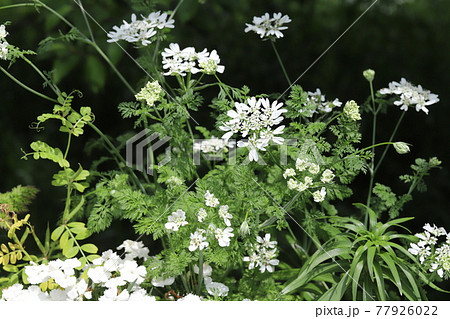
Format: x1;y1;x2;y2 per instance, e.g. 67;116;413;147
59;231;69;249
1;243;9;254
81;244;98;254
64;246;79;259
51;225;65;241
3;264;19;272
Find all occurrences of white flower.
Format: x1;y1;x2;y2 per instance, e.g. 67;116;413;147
287;178;298;190
88;266;111;284
25;262;50;284
380;78;439;115
296;182;308;192
189;229;209;251
0;41;8;60
107;12;174;46
118;260;147;284
1;284;49;301
408;243;431;264
117;240;150;261
66;279;92;301
423;223;447;237
295;158;309;171
0;25;7;40
416;231;438;247
129;289;156;301
244;12;291;39
194;136;227;154
205;279;229;297
197;208;208;222
193;263;213;277
343;100;361;121
204;190;220;207
283;168;296;179
215;227;234;247
219;97;286;161
304;176;314;187
259;248;279;273
99;287;130;301
243;251;260;270
308;163;320;175
256;233;277;249
299;88;342;117
198;49;225;74
312;187;327;202
151;276;175;287
135;81;163;106
218;205;233;226
321;169;335;183
165;209;188;231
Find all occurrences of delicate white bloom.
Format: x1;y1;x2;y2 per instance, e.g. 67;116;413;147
117;240;150;261
0;24;8;60
416;231;438;246
88;266;111;284
244;12;291;39
129;289;156;301
218;205;233;226
178;293;202;301
295;158;309;171
296;182;308;192
162;43;224;76
99;287;130;301
0;25;7;40
243;251;260;270
423;223;447;237
189;229;209;251
256;233;277;249
94;249;123;272
283;168;296;179
299;89;342;117
321;169;335;183
380;78;439;115
343;100;361;121
151;276;175;287
25;262;50;284
104;276;127;289
204;190;220;207
193;263;213;277
408;243;431;264
205;279;229;297
308;163;320;175
167;176;184;186
312;187;327;202
135;81;163;106
393;142;410;155
287;178;298;190
66;279;92;301
193;136;227;154
219;97;286;161
165;209;188;231
197;208;208;222
304;176;314;188
118;260;147;284
215;227;234;247
107;12;174;46
0;284;49;301
259;248;279;273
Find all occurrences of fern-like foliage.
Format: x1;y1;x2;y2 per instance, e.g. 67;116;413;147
0;185;39;214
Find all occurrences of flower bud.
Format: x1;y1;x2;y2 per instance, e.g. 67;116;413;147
239;220;250;237
393;142;410;154
363;69;375;82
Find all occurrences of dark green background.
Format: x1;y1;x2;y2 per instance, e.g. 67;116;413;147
1;0;449;298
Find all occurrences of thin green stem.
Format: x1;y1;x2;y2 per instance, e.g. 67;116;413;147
21;55;60;96
169;0;186;20
196;250;204;295
64;133;72;159
0;3;41;11
373;111;406;175
76;0;95;42
0;66;58;103
214;74;234;101
271;40;292;86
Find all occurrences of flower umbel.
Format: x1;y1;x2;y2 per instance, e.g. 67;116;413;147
245;12;291;40
135;81;163;106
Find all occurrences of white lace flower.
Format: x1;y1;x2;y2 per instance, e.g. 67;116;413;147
408;243;431;264
118;260;147;284
243;251;260;270
198;49;225;74
343;100;361;121
88;266;111;284
204;190;220;207
312;187;327;202
416;231;438;246
215;227;234;247
135;81;163;106
143;11;175;29
321;169;335;183
197;208;208;222
189;229;209;251
244;12;291;39
205;279;229;297
256;233;277;249
380;78;439;115
218;205;233;226
0;24;8;60
299;89;342;117
117;240;150;260
178;293;202;301
99;287;130;301
295;158;309;171
423;223;447;237
194;136;227;154
308;163;320;175
165;209;188;231
287;178;298;190
151;276;175;287
283;168;296;179
259;248;279;273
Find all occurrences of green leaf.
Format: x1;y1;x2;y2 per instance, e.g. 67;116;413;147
352;259;365;300
373;262;386;301
59;230;69;249
64;246;79;258
3;264;19;272
366;246;376;278
81;244;98;254
51;225;65;241
379;252;402;294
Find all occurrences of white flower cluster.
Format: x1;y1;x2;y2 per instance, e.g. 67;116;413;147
299;88;342;117
165;191;235;252
193;136;227;154
107;12;174;46
380;78;439;115
0;24;9;60
161;43;225;76
283;158;335;202
135;80;164;107
408;223;450;278
0;240;154;301
343;100;361;121
243;234;280;273
219;97;287;162
244;12;291;39
194;263;229;297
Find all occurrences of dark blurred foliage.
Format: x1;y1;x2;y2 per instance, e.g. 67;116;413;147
0;0;449;297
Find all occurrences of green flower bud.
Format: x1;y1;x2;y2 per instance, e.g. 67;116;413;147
239;220;250;237
393;142;410;154
363;69;375;82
